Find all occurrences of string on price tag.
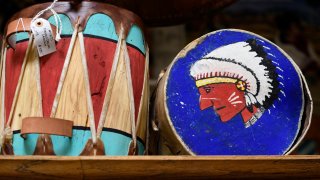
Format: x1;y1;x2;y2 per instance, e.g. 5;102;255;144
30;0;62;57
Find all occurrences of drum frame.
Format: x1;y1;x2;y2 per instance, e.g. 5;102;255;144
153;29;312;155
0;2;149;156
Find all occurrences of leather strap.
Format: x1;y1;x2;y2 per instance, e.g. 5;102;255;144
21;117;73;137
6;18;56;49
80;138;105;156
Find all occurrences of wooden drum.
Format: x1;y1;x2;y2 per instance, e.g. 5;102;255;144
153;29;312;155
0;1;148;156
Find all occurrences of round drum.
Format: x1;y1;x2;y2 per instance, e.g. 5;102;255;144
0;2;149;156
154;29;312;155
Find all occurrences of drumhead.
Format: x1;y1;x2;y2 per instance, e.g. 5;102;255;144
163;29;309;155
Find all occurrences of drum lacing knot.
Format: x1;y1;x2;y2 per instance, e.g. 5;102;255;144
0;127;14;155
128;140;138;155
0;127;12;146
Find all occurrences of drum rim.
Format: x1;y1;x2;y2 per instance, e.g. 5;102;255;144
4;1;145;42
162;28;312;155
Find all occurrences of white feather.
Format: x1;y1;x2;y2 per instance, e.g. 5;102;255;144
190;41;275;106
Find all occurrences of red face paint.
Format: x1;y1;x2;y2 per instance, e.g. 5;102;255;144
198;83;246;122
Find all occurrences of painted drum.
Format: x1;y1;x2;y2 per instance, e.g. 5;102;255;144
153;29;312;155
0;2;149;156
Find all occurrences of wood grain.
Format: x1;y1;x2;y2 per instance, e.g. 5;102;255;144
40;38;71;117
54;36;89;127
0;47;6;133
5;41;29;123
136;50;149;142
78;32;96;142
136;79;148;142
104;42;131;134
127;46;145;123
0;156;319;179
155;69;190;155
11;42;42;131
84;37;115;128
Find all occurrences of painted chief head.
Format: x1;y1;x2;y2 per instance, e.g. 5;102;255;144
190;39;280;128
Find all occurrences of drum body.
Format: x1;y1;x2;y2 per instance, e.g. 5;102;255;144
0;2;149;156
154;29;312;155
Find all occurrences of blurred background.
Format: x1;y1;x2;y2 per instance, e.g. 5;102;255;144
0;0;319;154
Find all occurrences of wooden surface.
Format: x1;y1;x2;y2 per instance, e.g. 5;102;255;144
54;35;89;127
11;39;43;131
0;155;319;179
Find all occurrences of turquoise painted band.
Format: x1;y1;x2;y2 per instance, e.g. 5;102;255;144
83;13;146;54
12;129;145;156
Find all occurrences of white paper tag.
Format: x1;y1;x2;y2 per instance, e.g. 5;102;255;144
31;18;56;57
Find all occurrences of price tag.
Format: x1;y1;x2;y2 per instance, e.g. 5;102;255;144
30;18;56;57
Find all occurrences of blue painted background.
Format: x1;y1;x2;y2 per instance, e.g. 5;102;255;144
166;30;304;155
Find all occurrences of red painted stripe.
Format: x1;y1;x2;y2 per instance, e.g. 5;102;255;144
40;38;71;117
84;37;146;128
84;37;115;128
4;38;147;129
127;46;145;122
5;41;29;123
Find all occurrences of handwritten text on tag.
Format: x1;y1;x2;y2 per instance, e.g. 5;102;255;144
31;18;56;57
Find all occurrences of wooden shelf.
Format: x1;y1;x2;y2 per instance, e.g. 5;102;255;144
0;155;320;179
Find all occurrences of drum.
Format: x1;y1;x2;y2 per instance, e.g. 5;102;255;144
153;29;312;155
0;1;149;156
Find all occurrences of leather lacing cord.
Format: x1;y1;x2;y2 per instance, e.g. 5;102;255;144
4;36;34;145
96;27;124;139
0;40;7;148
138;45;149;155
95;24;139;155
31;0;62;42
1;15;144;156
123;38;138;155
50;23;79;118
1;0;63;147
78;31;97;144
